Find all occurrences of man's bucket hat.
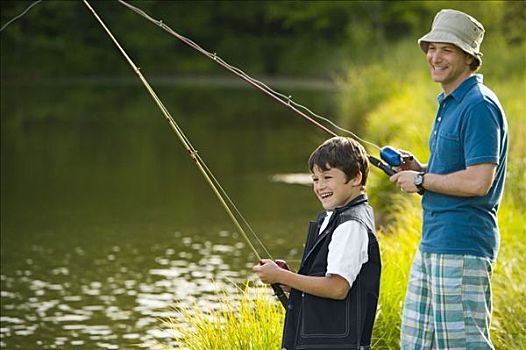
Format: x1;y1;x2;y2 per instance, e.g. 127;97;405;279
418;9;485;64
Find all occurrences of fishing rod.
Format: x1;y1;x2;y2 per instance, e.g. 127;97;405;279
117;0;403;177
82;0;289;309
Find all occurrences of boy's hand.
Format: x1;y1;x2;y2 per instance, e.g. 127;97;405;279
253;259;286;285
274;259;291;292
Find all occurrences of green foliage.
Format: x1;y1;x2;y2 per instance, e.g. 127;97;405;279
500;1;526;45
337;64;401;137
2;1;510;79
492;73;526;207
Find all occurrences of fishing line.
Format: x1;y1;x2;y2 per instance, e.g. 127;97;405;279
0;0;43;32
82;0;274;263
117;0;382;153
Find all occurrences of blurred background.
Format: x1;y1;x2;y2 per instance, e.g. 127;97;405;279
1;1;524;349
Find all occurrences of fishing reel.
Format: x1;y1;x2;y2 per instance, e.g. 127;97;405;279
380;146;404;168
275;259;290;271
378;146;423;195
369;146;413;177
381;145;415;169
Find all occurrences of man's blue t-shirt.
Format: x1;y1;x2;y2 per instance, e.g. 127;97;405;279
421;74;508;261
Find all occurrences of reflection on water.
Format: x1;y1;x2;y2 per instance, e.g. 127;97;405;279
1;83;335;348
271;173;312;186
1;230;254;348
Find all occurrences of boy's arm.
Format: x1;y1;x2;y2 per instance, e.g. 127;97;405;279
254;260;350;300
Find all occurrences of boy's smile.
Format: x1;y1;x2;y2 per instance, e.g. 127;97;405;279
311;165;361;210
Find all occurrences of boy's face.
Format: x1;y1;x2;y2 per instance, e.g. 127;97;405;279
311;165;361;210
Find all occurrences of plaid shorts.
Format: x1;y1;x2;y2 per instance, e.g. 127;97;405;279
400;250;494;350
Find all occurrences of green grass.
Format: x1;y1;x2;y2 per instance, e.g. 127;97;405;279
159;284;284;350
491;200;526;349
372;195;421;349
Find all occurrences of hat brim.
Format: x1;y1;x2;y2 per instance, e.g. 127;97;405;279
418;30;482;59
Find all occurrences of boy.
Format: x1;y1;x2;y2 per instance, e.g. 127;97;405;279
254;136;381;350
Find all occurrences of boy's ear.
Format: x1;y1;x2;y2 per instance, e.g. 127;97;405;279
351;171;363;187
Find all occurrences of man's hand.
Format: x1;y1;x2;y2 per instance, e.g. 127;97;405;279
390;170;420;193
396;150;425;172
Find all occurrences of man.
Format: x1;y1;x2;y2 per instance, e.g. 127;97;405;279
390;9;508;350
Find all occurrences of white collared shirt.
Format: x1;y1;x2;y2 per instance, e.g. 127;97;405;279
319;211;369;288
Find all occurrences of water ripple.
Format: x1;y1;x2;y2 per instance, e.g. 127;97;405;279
1;236;253;349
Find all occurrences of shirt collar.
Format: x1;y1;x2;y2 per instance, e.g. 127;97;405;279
333;193;368;214
321;194;368;219
437;74;483;104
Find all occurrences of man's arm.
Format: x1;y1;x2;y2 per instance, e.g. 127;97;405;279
254;259;350;300
390;163;496;197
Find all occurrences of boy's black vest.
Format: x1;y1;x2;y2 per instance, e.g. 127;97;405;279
281;194;381;350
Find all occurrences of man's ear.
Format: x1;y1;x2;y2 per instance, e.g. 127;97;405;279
466;54;475;67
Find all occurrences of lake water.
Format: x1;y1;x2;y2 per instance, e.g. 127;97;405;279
0;80;338;348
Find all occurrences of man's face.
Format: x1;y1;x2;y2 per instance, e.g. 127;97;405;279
426;43;473;94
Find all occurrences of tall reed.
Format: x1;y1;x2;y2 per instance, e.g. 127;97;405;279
159;284;284;350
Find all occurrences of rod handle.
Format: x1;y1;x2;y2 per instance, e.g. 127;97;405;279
260;260;289;309
271;283;289;309
368;155;396;177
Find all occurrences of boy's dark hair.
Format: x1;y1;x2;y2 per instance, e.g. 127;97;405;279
308;136;369;186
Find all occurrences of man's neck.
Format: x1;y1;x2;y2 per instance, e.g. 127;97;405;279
442;72;473;96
